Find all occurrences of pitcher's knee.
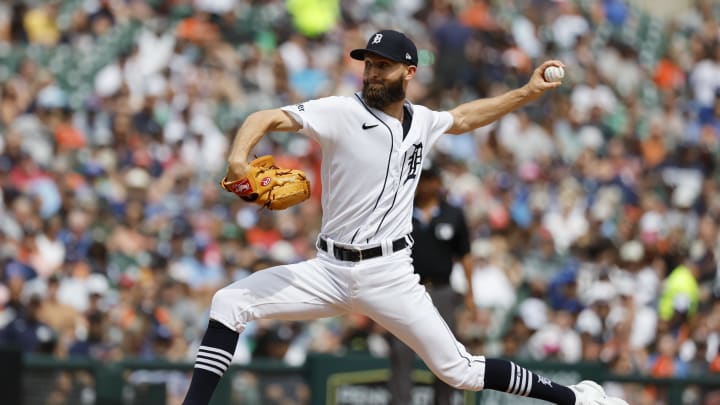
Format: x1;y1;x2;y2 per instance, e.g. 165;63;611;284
438;373;466;390
445;374;484;392
210;287;252;330
433;361;486;391
211;287;235;310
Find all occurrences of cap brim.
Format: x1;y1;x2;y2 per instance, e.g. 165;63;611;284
350;48;409;64
349;48;368;61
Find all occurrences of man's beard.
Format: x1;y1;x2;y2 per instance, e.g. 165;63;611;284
362;77;405;109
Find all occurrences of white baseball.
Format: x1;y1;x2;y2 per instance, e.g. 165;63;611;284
543;66;564;82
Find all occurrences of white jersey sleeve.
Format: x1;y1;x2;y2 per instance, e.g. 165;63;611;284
280;97;347;144
416;106;453;150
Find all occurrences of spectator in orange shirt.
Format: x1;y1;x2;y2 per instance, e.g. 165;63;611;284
640;123;667;169
654;56;686;92
246;213;283;252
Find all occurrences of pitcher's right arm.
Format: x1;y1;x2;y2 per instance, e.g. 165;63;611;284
226;109;302;180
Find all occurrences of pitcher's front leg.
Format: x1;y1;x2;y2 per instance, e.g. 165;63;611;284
184;260;349;405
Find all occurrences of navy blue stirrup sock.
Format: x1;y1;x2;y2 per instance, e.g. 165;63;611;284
483;358;575;405
182;319;239;405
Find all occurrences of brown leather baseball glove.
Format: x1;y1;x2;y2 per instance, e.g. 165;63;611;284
221;155;311;210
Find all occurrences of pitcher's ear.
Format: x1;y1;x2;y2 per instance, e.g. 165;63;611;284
406;65;417;79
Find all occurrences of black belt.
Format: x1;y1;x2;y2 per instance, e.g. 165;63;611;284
318;236;409;262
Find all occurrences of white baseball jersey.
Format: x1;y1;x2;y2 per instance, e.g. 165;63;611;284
281;92;453;245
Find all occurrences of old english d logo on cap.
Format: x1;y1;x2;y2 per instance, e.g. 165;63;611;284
350;29;418;66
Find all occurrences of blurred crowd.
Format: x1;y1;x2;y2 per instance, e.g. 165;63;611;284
1;0;720;404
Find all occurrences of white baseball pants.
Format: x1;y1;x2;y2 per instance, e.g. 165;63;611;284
209;246;486;391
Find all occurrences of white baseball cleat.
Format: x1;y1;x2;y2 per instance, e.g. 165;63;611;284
568;380;629;405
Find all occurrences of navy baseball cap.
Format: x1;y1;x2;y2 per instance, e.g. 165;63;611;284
350;30;418;66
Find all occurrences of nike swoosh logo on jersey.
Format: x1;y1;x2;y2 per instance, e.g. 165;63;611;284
362;123;379;130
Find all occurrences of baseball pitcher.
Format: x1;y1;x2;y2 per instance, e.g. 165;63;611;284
182;29;627;405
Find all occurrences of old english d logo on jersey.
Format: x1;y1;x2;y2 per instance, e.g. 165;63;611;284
404;142;423;184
